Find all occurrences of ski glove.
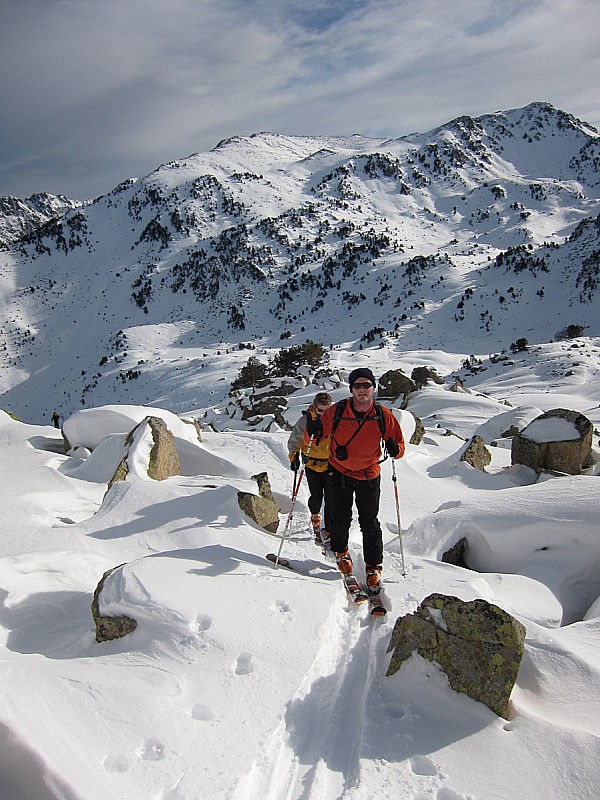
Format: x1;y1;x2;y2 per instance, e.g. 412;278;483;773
306;416;323;438
290;452;300;472
385;437;400;457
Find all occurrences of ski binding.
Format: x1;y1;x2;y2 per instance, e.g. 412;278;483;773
342;573;369;605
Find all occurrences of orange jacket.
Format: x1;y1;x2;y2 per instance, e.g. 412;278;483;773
305;399;405;480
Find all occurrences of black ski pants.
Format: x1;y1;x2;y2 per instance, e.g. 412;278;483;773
327;466;383;567
305;467;332;531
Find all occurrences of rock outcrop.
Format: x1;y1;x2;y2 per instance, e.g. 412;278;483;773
91;565;138;643
108;415;181;488
511;408;593;475
409;414;425;445
238;472;280;533
411;366;444;389
459;435;492;471
386;593;526;718
378;369;417;401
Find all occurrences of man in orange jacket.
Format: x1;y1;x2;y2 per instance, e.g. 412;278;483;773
306;367;405;592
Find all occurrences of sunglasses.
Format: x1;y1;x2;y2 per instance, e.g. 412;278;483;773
315;406;330;414
352;382;373;389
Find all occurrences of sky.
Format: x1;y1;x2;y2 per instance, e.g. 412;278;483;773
1;0;599;201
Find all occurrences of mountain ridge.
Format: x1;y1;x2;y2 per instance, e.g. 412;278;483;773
0;100;599;423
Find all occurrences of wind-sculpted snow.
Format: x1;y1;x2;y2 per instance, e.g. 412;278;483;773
0;387;599;798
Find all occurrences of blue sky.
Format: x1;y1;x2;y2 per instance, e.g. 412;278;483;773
1;0;599;200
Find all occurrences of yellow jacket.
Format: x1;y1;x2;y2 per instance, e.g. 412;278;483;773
288;405;331;473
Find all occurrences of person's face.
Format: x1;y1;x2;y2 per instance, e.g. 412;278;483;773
351;380;375;402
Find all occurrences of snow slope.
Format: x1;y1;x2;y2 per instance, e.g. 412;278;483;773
0;349;599;799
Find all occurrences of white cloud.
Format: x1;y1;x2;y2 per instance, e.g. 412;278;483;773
0;0;598;199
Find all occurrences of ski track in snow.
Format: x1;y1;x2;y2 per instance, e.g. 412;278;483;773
234;591;386;800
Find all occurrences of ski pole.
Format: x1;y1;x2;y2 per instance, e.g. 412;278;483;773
390;457;407;577
274;436;315;566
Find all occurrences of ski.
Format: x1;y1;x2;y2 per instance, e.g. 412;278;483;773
367;589;387;617
318;529;333;559
342;573;369;605
266;553;294;570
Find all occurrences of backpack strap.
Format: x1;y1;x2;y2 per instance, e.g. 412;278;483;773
331;398;347;435
373;402;386;439
331;398;387;446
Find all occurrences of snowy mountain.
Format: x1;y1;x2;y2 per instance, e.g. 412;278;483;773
0;192;84;247
1;101;600;800
0;101;599;424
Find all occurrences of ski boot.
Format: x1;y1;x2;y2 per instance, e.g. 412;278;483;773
336;550;368;604
335;549;353;575
319;530;332;555
365;564;383;594
311;513;321;545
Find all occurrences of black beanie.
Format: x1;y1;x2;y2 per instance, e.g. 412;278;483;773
348;367;376;387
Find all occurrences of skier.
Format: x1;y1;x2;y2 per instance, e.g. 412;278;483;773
51;411;61;429
288;392;333;547
305;367;404;594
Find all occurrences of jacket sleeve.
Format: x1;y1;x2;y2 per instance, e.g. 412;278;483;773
302;403;335;448
288;413;308;456
383;408;406;459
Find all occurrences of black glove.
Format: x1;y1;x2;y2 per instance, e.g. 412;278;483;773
306;416;322;438
385;437;400;457
290;452;300;471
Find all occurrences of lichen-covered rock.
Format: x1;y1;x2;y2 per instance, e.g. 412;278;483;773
459;435;492;471
238;472;280;533
107;416;181;488
386;593;526;718
511;408;593;475
378;369;417;400
147;416;181;480
411;366;444;389
252;471;276;504
409;414;425;446
181;417;202;442
91;565;138;643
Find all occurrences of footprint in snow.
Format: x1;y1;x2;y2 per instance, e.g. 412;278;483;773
410;755;438;776
102;753;130;773
191;614;212;633
235;652;254;675
190;703;214;721
272;600;291;615
137;738;166;761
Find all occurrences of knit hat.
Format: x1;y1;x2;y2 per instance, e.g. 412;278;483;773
348;367;376;388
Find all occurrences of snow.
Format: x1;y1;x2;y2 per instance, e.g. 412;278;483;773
0;104;599;798
522;417;580;442
1;359;599;800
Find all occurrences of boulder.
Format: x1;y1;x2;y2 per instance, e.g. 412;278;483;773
459;435;492;471
147;416;181;480
378;369;417;400
92;565;138;643
511;408;593;475
441;537;469;567
238;472;280;533
411;366;444;389
409;414;425;446
386;593;526;718
450;377;470;393
108;415;181;488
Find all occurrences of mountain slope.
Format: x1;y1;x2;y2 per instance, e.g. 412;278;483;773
0;101;599;423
